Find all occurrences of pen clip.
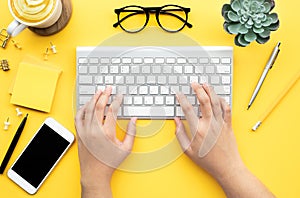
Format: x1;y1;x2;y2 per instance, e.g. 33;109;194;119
269;42;281;69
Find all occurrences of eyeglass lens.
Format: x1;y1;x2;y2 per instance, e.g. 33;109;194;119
118;5;189;33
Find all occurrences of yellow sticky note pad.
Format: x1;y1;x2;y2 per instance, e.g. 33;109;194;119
10;62;62;112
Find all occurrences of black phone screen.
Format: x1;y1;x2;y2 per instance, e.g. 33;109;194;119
11;124;70;188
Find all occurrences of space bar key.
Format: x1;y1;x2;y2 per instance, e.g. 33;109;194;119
123;106;174;117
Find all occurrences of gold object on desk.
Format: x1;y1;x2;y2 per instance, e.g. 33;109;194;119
0;29;10;48
0;59;10;71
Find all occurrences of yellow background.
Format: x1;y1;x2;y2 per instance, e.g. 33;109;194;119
1;0;300;197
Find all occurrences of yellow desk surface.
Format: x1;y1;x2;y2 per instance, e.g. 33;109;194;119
1;0;300;197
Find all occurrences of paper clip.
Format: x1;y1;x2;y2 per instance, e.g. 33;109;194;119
0;59;10;71
12;40;22;50
0;29;10;49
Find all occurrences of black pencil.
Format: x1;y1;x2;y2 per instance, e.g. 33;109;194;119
0;114;28;174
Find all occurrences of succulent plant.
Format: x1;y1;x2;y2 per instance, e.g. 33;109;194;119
222;0;279;47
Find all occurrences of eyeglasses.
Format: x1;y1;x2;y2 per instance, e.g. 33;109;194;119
113;5;193;33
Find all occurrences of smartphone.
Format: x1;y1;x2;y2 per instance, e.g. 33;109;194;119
7;117;75;194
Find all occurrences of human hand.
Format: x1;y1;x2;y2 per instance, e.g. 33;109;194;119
75;87;137;192
175;83;244;182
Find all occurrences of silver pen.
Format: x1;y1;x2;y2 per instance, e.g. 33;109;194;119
247;42;281;110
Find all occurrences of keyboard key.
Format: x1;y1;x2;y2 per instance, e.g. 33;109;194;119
110;66;118;73
122;57;131;64
123;106;175;117
100;66;108;74
155;96;164;105
79;76;92;84
94;76;103;84
128;86;138;94
78;66;88;74
89;66;98;74
79;96;91;106
157;76;167;84
199;57;209;64
188;57;198;64
105;76;114;84
139;86;148;95
78;58;88;64
205;66;215;74
79;86;95;94
147;76;156;84
152;66;161;74
144;96;154;105
163;66;172;74
123;96;133;104
136;76;145;84
211;57;220;64
155;57;165;64
115;76;125;84
121;66;130;73
149;86;159;94
214;86;231;95
174;66;183;74
166;57;176;64
177;57;187;64
217;66;231;74
144;57;154;64
184;66;193;74
160;86;169;95
89;58;99;64
166;96;175;105
117;86;127;94
221;57;231;64
133;57;143;64
170;86;180;94
100;58;110;64
181;86;190;94
125;76;135;84
222;76;231;84
142;66;151;73
133;96;143;105
168;76;177;84
189;76;198;83
131;66;140;74
111;57;121;64
195;66;204;74
210;76;220;84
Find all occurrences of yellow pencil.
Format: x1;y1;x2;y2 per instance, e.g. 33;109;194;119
252;70;300;131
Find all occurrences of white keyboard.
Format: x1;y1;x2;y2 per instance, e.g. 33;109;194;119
76;46;233;119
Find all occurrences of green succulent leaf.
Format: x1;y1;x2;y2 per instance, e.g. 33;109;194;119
223;22;232;34
244;30;257;42
238;24;249;34
222;4;232;17
262;2;272;13
269;13;279;23
227;11;239;22
262;17;272;26
234;35;245;47
227;23;242;34
231;0;241;12
256;35;270;44
259;29;271;38
268;20;280;31
237;34;250;47
256;0;265;5
253;27;264;34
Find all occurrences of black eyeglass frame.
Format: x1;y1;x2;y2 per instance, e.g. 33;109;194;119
113;4;193;33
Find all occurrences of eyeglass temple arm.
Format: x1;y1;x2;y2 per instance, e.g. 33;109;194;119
113;10;145;27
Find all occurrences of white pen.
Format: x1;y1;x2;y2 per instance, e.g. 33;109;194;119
247;42;281;110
